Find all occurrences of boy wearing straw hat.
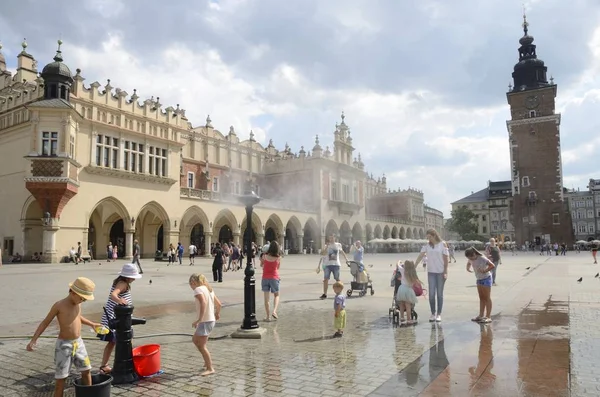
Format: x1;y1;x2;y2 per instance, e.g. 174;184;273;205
26;277;101;397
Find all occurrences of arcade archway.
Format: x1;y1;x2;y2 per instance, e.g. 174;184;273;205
88;197;130;259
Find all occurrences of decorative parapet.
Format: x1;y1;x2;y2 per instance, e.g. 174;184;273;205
366;215;412;225
84;165;177;185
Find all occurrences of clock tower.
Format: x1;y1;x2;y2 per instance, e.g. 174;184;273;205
506;14;573;246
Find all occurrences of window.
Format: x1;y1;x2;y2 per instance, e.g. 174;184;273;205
148;146;167;177
577;211;584;219
482;226;487;234
235;181;240;195
212;177;219;192
124;141;144;173
229;181;240;195
522;176;530;187
590;224;596;234
529;110;536;118
187;172;195;188
353;182;358;204
552;213;560;225
596;195;600;204
578;224;587;233
482;215;487;221
342;183;349;202
95;134;119;168
331;180;338;201
69;135;75;158
587;210;594;218
42;131;58;156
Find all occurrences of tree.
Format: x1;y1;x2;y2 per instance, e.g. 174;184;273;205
447;206;480;240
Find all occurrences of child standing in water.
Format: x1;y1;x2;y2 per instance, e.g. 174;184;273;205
465;247;495;323
189;273;222;376
26;277;100;397
332;281;346;337
396;260;422;325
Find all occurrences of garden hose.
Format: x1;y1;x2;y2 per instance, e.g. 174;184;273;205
0;333;228;341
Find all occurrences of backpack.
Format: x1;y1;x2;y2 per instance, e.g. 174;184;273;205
413;282;424;297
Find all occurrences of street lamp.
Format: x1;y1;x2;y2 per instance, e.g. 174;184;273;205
232;184;266;338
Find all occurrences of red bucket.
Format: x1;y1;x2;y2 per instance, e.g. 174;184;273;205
132;344;161;377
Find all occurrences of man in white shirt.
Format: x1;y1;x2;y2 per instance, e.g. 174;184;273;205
189;243;197;266
320;235;349;299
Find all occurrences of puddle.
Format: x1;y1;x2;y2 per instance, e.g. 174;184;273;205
368;296;570;396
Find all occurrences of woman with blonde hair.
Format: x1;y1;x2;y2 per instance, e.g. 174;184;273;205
189;273;222;376
415;228;449;323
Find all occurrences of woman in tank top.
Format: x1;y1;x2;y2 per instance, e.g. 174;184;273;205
97;263;142;374
260;241;281;321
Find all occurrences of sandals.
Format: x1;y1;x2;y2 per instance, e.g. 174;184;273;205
272;313;278;320
99;365;112;374
471;316;483;322
471;316;492;323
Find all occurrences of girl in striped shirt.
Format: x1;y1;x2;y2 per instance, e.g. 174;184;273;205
97;263;142;374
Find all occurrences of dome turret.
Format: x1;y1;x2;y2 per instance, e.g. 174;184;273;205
40;40;74;101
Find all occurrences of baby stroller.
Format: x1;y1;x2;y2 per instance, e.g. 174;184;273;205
346;261;374;297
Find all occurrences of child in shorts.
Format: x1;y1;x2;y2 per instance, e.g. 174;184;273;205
333;281;346;338
26;277;100;397
189;273;222;376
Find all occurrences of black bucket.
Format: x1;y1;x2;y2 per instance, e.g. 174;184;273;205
73;374;113;397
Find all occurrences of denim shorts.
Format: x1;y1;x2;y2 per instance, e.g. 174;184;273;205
324;265;340;281
261;278;280;293
477;276;492;287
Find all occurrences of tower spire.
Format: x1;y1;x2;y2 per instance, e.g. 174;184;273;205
522;5;529;36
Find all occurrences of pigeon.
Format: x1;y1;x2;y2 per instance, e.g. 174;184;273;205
390;264;392;267
577;277;583;283
595;273;599;278
149;279;152;284
525;267;531;270
368;264;373;268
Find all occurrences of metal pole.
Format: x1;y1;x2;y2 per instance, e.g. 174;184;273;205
241;203;258;330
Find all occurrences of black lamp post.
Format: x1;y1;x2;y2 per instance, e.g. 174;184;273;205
239;187;260;330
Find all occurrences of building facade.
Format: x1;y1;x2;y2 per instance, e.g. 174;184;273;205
0;41;443;262
450;180;515;242
565;179;600;241
505;16;573;245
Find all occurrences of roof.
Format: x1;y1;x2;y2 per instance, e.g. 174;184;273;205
452;187;489;205
488;180;511;190
28;98;74;109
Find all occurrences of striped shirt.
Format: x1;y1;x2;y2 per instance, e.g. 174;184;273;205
101;283;132;328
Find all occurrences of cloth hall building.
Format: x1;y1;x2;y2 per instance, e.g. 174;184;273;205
0;41;443;263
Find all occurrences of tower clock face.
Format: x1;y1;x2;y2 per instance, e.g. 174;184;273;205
525;95;540;109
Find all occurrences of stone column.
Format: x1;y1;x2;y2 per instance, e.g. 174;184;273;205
204;232;213;257
278;233;285;250
42;219;60;263
257;233;264;247
167;230;180;250
298;234;304;254
233;232;241;246
125;230;134;260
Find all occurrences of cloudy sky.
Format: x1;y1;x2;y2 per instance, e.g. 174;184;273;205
2;0;600;215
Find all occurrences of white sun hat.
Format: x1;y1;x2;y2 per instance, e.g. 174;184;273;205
118;263;142;279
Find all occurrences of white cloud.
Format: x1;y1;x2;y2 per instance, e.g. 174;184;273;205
68;34;269;141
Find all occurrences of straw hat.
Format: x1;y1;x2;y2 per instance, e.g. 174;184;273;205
118;263;142;279
69;277;95;300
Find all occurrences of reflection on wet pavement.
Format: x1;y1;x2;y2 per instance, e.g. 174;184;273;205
370;296;570;396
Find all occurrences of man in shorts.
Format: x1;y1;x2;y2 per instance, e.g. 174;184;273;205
320;235;349;299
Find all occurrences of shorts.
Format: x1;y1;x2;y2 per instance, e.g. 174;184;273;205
195;321;216;336
261;278;280;293
324;265;340;281
477;276;492;287
190;254;196;259
334;309;346;330
54;337;91;379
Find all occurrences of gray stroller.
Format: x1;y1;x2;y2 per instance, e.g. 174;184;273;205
346;261;374;297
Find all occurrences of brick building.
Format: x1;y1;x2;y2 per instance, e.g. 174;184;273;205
505;16;573;246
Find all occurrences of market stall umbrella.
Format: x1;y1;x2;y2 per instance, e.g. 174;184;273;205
576;240;588;244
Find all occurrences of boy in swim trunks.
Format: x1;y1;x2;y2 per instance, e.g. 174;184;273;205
26;277;101;397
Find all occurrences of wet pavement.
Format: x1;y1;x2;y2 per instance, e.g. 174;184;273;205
0;252;598;396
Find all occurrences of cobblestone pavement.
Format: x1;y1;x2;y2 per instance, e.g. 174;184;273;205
0;251;598;396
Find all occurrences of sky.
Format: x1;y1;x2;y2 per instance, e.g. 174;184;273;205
2;0;600;216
